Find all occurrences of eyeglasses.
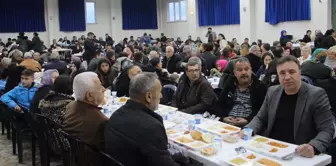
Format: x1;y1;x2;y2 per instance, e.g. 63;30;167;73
187;69;200;73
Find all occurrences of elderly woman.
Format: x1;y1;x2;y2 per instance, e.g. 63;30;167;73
298;46;312;65
30;69;59;113
325;46;336;69
301;49;331;81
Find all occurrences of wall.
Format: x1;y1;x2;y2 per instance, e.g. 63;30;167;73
160;0;332;44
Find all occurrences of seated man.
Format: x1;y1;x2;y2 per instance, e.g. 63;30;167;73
1;69;37;112
218;57;268;127
105;72;184;166
88;51;105;72
172;57;217;114
246;56;334;158
63;72;108;150
20;52;42;72
115;65;142;97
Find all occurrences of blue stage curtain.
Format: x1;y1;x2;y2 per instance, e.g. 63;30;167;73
265;0;311;25
0;0;46;32
122;0;158;30
198;0;240;26
58;0;86;31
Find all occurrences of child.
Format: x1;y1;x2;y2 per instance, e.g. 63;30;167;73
1;69;38;112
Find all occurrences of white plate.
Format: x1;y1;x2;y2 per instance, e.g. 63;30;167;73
163;121;176;129
172;134;211;150
197;121;241;137
225;150;283;166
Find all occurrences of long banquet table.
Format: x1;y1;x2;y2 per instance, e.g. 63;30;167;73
103;97;331;166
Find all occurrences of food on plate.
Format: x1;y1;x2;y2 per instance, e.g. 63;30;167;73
220;130;228;134
246;154;256;159
223;125;239;131
200;147;217;156
201;133;214;143
258;158;282;166
189;142;206;148
269;148;278;153
267;141;288;148
255;137;269;142
119;97;128;102
230;157;248;165
184;131;190;134
223;134;239;143
175;137;194;144
166;129;177;135
190;130;203;140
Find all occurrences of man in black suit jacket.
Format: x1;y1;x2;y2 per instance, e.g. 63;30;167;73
83;32;95;64
162;46;182;73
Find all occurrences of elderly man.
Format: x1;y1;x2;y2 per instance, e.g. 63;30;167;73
148;50;160;60
246;56;334;158
63;72;108;150
44;52;67;74
162;46;182;73
245;45;262;73
88;51;105;71
106;72;185;166
217;58;268;127
172;57;217;114
261;43;272;55
33;52;44;66
20;52;41;72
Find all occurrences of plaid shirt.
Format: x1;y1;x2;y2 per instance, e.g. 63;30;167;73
228;87;252;118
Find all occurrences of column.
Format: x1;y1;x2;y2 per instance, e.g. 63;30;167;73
239;0;256;42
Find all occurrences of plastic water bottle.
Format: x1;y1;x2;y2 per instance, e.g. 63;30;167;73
103;105;109;114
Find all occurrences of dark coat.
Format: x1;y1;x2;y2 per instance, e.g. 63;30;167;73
201;51;217;76
44;60;68;75
314;77;336;117
322;35;336;49
301;61;331;81
162;54;182;73
4;65;26;92
83;39;95;63
17;37;30;53
30;85;52;113
105;100;179;166
302;35;312;43
172;74;217;114
245;53;262;73
216;74;268;122
32;36;43;53
180;56;207;74
115;66;131;97
96;59;117;89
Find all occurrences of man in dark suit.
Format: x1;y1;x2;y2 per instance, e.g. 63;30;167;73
246;55;334;158
83;32;96;64
162;46;182;73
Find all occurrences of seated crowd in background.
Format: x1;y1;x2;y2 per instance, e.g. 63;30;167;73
0;28;335;165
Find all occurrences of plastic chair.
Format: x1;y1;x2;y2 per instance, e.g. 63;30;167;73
160;84;177;106
301;75;313;85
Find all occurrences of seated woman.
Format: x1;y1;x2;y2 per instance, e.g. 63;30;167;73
70;58;85;80
114;65;142;97
210;59;228;77
39;75;74;154
301;48;331;81
256;53;273;79
30;69;59;113
96;59;116;89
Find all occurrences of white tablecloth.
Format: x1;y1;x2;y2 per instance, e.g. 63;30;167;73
103;98;331;166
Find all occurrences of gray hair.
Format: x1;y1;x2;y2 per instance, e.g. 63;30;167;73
1;57;11;66
187;57;202;67
183;45;192;53
149;50;159;60
50;52;60;60
24;52;32;59
249;45;259;53
73;72;97;101
129;72;158;99
233;57;251;69
301;45;312;54
328;46;336;54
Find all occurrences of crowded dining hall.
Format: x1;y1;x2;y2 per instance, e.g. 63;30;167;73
0;0;335;165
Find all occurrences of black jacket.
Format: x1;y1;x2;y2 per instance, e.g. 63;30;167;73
162;54;182;73
30;85;52;113
302;35;312;43
301;61;331;81
83;39;95;63
201;51;217;76
217;74;268;122
245;53;262;73
32;36;43;53
322;36;336;49
180;56;207;74
4;65;26;92
105;100;179;166
172;74;217;114
315;77;336;117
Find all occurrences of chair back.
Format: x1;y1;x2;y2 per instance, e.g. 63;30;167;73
213;88;222;99
161;84;177;105
61;131;123;166
301;75;313;85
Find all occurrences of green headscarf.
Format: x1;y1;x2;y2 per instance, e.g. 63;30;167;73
310;48;326;62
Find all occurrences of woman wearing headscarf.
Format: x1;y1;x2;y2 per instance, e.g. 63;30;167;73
210;59;228;77
314;30;324;48
30;69;59;113
321;29;336;49
96;59;116;89
280;30;290;47
300;49;331;82
114;65;142;97
70;58;85;80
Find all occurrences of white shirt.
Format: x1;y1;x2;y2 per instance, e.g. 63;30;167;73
298;55;311;65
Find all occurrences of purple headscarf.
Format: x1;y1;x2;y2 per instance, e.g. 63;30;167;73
40;69;58;87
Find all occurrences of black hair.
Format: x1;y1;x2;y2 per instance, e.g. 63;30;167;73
272;41;280;47
261;52;274;63
273;46;284;58
251;42;257;46
87;32;94;36
228;42;234;49
276;55;300;69
133;52;144;62
96;50;103;56
262;43;271;51
306;30;311;34
106;51;115;58
208;27;212;30
244;38;249;40
53;75;73;95
218;34;226;40
21;69;34;77
115;46;122;54
222;48;231;59
119;52;128;58
150;57;161;67
204;43;214;52
324;29;335;37
34;32;38;36
144;33;147;36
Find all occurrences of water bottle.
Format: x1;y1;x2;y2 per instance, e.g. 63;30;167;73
214;137;222;151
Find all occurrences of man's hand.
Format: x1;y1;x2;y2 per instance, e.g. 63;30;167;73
223;116;235;124
296;144;315;158
235;118;248;127
14;105;21;112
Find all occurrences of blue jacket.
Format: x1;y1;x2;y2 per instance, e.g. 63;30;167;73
140;36;151;45
1;83;38;111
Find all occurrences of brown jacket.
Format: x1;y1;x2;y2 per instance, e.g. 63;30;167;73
20;59;42;72
63;101;108;150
